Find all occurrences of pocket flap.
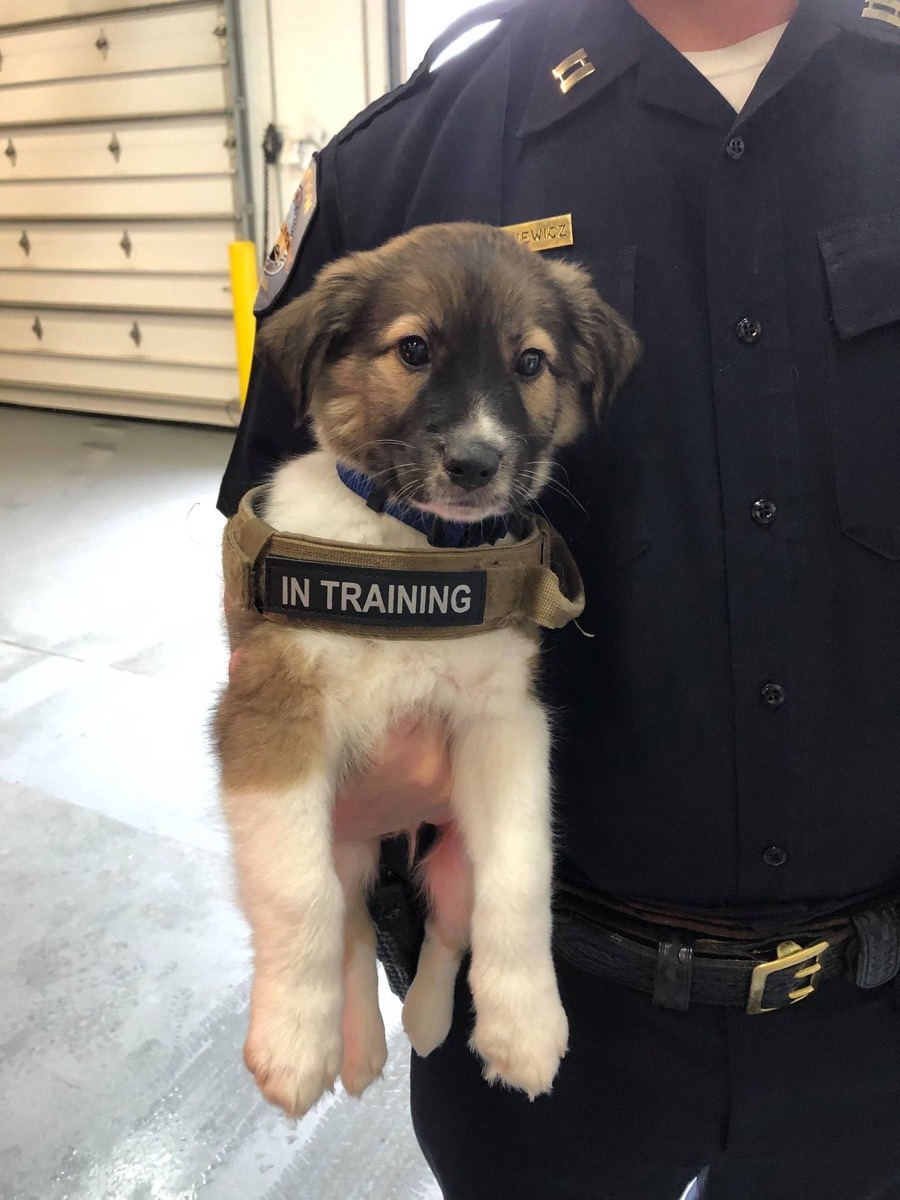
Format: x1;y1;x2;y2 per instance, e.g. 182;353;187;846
819;210;900;340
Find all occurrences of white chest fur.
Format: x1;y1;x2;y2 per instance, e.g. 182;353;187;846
264;451;535;744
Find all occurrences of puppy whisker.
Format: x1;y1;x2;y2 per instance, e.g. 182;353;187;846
353;437;417;455
509;479;561;528
521;462;588;516
531;463;587;506
392;476;426;507
367;462;419;483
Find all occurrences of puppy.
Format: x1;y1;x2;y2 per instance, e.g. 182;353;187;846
214;223;639;1118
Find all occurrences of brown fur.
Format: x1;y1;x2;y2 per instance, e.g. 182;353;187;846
213;626;328;797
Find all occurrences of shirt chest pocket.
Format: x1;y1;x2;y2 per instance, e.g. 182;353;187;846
819;211;900;561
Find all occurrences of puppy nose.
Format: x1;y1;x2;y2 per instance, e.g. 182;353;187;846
443;443;501;491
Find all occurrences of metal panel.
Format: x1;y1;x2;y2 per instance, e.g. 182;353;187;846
0;382;236;426
0;349;237;401
0;308;235;366
0;176;235;220
0;0;251;425
221;0;253;242
1;119;234;180
0;221;237;274
0;6;225;86
0;271;232;314
0;0;192;30
385;0;405;88
0;67;227;126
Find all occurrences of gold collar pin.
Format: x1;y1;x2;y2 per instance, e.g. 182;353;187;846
552;48;596;95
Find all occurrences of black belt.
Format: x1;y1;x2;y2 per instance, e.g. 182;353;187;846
552;884;900;1014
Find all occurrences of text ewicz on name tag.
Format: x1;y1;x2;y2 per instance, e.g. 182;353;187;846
502;214;574;253
263;557;488;628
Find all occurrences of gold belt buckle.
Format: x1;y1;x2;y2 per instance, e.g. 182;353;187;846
746;939;830;1015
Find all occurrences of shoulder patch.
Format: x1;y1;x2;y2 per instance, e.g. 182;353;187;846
254;159;318;316
861;1;900;30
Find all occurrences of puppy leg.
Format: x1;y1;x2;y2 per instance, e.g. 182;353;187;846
228;772;346;1119
402;824;472;1056
450;700;568;1099
335;840;388;1097
215;638;346;1119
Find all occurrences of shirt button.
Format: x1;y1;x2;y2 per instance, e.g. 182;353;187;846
760;682;786;708
725;136;745;160
751;498;777;526
735;317;762;344
762;845;788;868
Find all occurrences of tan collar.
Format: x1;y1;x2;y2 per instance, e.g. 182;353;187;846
223;486;585;640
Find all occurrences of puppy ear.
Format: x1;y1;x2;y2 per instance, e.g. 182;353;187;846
547;260;641;421
254;256;370;422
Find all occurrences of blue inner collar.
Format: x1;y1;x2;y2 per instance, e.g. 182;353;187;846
335;462;517;548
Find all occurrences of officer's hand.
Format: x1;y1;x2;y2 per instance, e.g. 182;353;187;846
333;718;453;843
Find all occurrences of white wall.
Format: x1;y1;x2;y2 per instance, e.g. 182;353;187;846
403;0;488;73
240;0;387;252
239;0;491;256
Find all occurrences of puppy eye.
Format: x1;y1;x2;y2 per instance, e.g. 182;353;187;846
515;348;545;378
398;336;430;368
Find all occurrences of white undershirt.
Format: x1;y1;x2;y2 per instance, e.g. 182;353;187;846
681;23;789;112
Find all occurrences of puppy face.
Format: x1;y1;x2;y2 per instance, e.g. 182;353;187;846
258;223;639;522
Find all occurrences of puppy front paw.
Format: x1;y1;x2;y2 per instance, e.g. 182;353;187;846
244;981;343;1118
470;973;569;1100
340;997;387;1098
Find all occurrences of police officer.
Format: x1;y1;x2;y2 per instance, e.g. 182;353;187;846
218;0;900;1195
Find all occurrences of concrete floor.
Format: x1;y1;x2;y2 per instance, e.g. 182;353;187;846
0;405;439;1200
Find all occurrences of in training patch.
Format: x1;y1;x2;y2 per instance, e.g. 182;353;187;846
263;557;488;629
862;0;900;27
254;159;318;315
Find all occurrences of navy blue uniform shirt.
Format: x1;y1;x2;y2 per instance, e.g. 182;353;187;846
219;0;900;910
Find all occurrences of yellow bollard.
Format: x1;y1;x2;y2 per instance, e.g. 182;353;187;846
229;240;258;406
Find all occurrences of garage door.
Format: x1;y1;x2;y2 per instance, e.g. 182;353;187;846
0;0;252;427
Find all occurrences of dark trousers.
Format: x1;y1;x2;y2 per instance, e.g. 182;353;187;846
410;954;900;1200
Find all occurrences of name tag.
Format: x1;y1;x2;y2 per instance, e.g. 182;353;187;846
263;558;488;628
502;213;574;253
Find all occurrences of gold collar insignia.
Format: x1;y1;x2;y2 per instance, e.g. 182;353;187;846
552;48;596;95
